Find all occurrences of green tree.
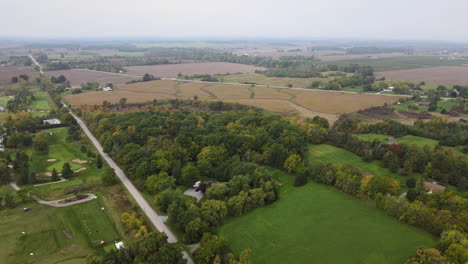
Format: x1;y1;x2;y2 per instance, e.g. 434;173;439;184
51;168;59;181
61;162;73;179
181;163;200;186
197;145;228;167
184;217;208;243
383;151;400;173
284;154;304;174
102;167;118;185
201;200;227;227
194;233;228;264
445;244;468;264
5;193;15;208
145;172;175;194
96;155;103;169
405;248;448;264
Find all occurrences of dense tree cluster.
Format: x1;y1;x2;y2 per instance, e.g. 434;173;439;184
85;232;186;264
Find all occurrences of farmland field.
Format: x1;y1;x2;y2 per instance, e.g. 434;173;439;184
317;56;468;71
376;66;468;85
47;69;140;86
65;80;401;123
124;62;265;78
219;169;436;264
283;89;400;114
0;66;37;83
222;72;326;88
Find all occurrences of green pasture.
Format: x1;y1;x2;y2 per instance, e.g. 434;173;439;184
219;169;436;264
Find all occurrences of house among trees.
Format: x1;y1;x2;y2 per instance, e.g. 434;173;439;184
102;87;114;92
424;181;446;194
43;118;61;125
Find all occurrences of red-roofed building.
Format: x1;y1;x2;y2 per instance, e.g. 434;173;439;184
424;181;446;194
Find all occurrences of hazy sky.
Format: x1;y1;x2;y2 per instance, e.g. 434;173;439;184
2;0;468;42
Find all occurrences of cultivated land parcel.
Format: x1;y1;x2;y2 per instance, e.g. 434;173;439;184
219;169;436;264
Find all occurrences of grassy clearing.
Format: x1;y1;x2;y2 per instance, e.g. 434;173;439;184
30;90;54;110
222;72;326;88
398;135;439;148
0;95;11;107
390;101;428;113
306;144;405;183
0;197;119;264
219;169;436;264
354;133;392;142
318;56;468;71
23;127;103;200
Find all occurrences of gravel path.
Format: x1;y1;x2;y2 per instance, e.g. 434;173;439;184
68;109;194;264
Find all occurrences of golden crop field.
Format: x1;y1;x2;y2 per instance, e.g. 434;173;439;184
65;80;402;123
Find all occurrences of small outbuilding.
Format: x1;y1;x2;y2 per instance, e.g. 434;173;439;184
102;87;114;92
43;118;61;125
115;241;124;250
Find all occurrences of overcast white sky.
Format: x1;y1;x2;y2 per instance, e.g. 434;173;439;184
2;0;468;42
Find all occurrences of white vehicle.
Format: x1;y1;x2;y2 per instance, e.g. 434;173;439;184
193;181;201;188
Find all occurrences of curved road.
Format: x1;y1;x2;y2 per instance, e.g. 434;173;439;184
68;110;194;264
10;180;96;207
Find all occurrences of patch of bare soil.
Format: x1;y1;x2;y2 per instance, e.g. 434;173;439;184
74;167;87;173
72;159;88;164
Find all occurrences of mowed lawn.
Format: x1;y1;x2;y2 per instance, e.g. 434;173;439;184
0;197;119;264
24;127;103;200
306;144;404;182
219;169;436;264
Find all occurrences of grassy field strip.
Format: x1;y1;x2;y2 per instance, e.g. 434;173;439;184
75;69;142;78
219;169;436;264
163;78;410;98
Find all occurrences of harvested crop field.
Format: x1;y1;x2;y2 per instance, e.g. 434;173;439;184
376;66;468;85
117;79;177;95
124;62;265;77
65;90;174;106
0;66;36;82
284;89;400;114
47;69;139;86
203;84;251;99
65;80;400;123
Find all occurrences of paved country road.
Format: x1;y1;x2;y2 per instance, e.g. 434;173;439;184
29;54;44;75
68;109;194;264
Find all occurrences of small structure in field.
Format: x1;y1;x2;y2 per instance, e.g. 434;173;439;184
102;87;114;92
43;118;61;125
115;241;124;250
424;181;446;194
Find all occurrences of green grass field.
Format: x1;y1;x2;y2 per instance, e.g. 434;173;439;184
30;91;54;110
390;101;428;113
219;169;436;264
99;52;145;57
24;127;103;200
0;197;119;264
317;56;468;71
397;135;439;148
354;133;392;142
306;144;405;183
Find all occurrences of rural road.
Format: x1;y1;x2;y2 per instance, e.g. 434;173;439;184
29;54;44;75
68;109;194;264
